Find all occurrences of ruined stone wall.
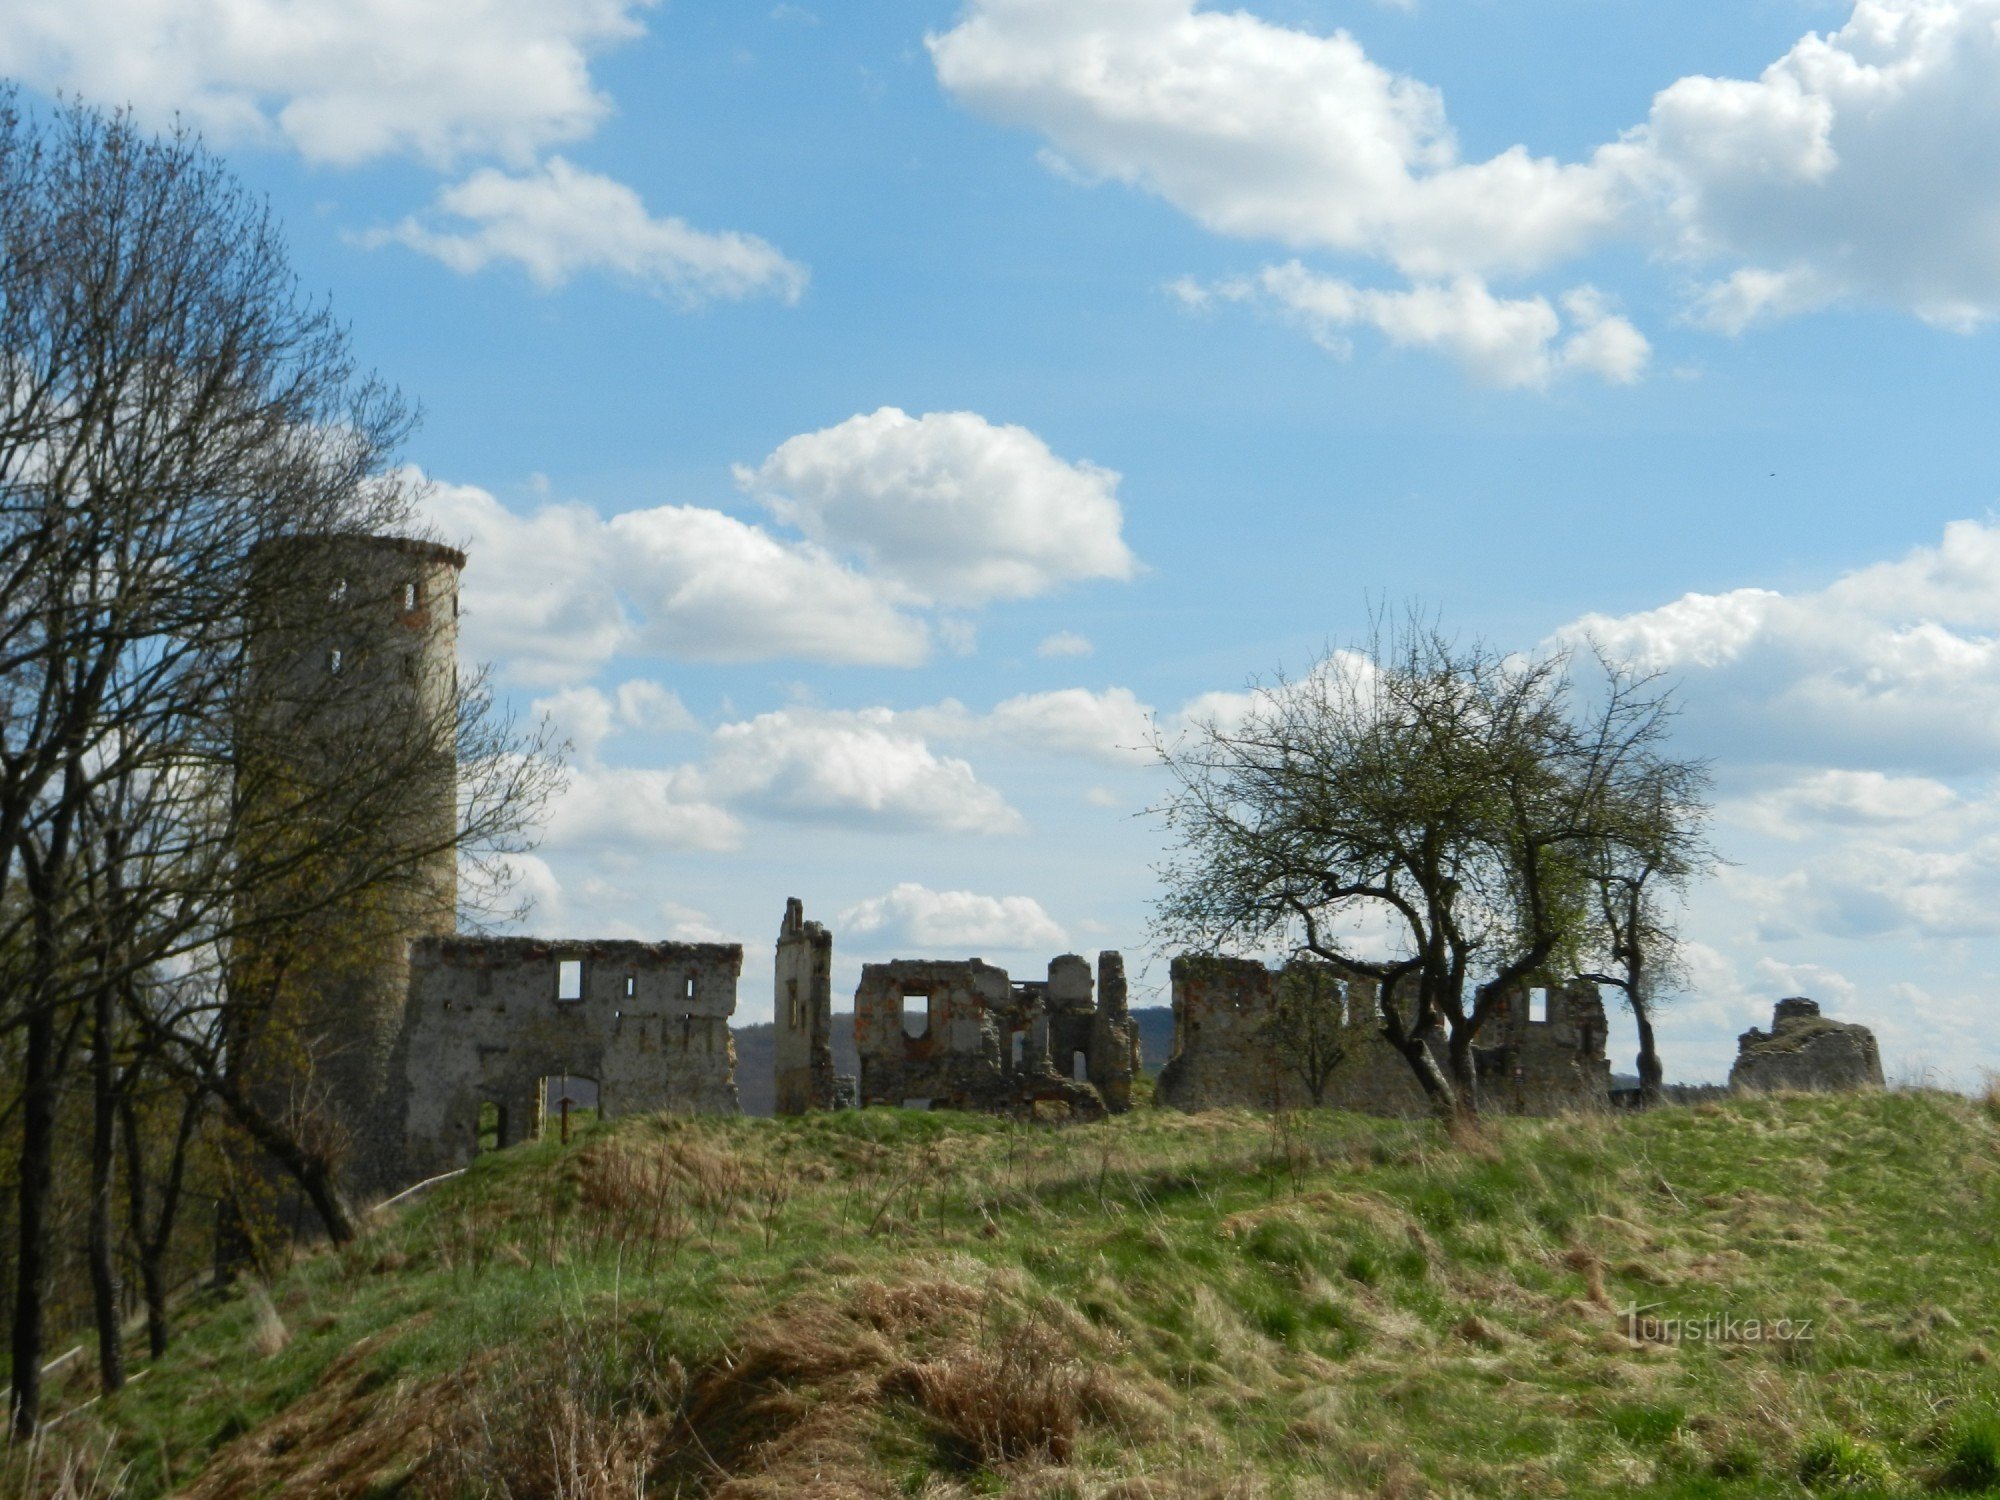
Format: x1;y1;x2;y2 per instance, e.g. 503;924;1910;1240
1088;953;1141;1113
1472;981;1615;1114
1730;997;1884;1094
774;898;836;1115
853;951;1135;1116
396;936;742;1180
854;959;1014;1109
1156;957;1611;1117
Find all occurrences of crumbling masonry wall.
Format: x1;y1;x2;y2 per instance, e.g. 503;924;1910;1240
396;936;742;1180
774;898;837;1115
853;951;1138;1116
1730;997;1883;1094
1155;956;1611;1116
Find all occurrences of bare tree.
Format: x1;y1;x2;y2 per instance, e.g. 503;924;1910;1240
0;93;561;1431
1153;617;1707;1123
1263;964;1350;1107
1577;757;1715;1104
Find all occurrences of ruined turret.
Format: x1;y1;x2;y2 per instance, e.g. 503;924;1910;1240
1729;998;1884;1094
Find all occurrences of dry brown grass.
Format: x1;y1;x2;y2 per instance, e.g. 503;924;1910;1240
1;1428;131;1500
177;1331;442;1500
429;1367;665;1499
888;1316;1085;1467
244;1282;289;1359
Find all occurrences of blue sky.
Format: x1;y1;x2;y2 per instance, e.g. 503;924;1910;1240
10;0;2000;1083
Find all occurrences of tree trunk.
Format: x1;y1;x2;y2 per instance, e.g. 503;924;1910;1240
1445;1028;1482;1120
1634;1002;1664;1105
11;1005;59;1438
217;1086;359;1244
89;981;126;1394
123;1084;201;1359
1394;1031;1458;1117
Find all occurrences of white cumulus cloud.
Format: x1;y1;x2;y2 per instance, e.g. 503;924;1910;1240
934;0;2000;355
367;158;808;305
423;473;931;682
928;0;1619;282
0;0;652;167
532;680;698;759
736;407;1138;605
1558;518;2000;955
1561;519;2000;773
544;764;743;854
1185;264;1648;388
704;708;1024;835
905;687;1157;765
839;882;1067;951
1631;0;2000;330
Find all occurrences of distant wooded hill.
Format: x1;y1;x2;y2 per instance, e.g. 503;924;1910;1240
731;1006;1177;1116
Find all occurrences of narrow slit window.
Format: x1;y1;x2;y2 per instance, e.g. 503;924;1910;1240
1528;988;1549;1024
403;581;418;611
330;577;348;602
624;974;636;998
556;958;584;1003
683;974;696;1002
327;647;343;674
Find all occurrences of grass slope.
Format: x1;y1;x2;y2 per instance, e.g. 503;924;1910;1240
13;1088;2000;1498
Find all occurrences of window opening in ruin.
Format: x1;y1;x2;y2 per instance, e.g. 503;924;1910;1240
476;1101;504;1153
902;992;931;1040
1072;1051;1088;1082
1528;988;1549;1023
403;581;418;611
330;577;348;602
786;978;800;1028
624;974;636;998
401;653;417;683
477;969;493;996
683;974;696;1001
556;958;584;1003
1011;1031;1024;1068
327;647;343;674
538;1074;599;1144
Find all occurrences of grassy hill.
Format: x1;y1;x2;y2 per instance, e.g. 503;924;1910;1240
13;1087;2000;1498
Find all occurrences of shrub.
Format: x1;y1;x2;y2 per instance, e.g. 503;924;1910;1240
1939;1412;2000;1491
1796;1430;1893;1491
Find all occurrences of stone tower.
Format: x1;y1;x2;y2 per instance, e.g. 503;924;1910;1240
773;898;836;1114
238;533;465;1199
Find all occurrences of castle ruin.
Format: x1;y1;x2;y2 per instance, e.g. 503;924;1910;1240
1155;957;1613;1116
852;948;1140;1117
1729;997;1885;1094
242;535;744;1200
251;536;1889;1209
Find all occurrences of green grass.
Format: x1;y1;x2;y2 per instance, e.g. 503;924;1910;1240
11;1088;2000;1497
